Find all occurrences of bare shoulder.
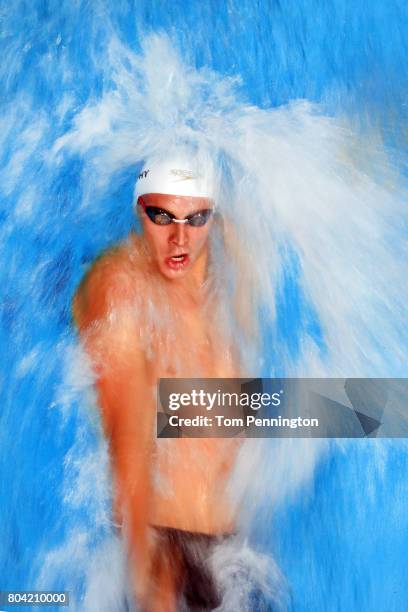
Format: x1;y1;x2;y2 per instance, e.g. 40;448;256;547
72;233;146;330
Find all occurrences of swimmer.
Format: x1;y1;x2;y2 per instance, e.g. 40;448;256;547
73;153;243;610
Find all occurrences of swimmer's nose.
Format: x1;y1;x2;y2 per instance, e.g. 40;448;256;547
170;221;187;246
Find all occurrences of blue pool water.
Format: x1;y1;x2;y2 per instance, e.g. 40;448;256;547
1;1;408;610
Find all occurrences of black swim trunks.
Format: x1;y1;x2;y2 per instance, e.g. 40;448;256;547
153;527;230;611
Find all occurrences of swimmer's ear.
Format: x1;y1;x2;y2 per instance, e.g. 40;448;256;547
134;201;144;232
209;211;225;249
213;210;224;231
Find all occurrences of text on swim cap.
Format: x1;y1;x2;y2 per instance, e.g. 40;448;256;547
170;169;198;181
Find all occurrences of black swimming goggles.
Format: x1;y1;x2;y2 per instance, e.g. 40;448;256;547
139;202;213;227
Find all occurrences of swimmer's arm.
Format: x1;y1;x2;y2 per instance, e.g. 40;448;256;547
72;266;155;603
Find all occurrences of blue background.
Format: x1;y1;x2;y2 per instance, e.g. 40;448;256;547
1;1;407;610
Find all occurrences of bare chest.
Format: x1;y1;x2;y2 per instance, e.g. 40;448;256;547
155;306;236;378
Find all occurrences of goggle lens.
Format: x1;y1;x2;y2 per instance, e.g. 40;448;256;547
144;206;213;227
187;209;213;227
145;208;172;225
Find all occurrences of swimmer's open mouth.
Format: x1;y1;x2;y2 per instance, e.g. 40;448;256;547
166;253;190;270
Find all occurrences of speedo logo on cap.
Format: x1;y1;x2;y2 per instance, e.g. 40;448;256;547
170;169;199;181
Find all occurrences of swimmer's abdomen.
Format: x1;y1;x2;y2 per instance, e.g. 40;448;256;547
149;438;241;535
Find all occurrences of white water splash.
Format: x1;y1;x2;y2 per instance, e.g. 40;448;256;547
211;535;287;611
55;33;407;378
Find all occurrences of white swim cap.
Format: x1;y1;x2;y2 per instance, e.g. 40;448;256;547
134;154;216;200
